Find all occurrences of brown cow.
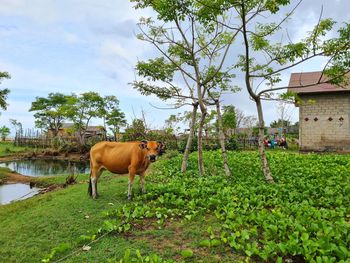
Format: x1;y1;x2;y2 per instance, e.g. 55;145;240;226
88;140;164;200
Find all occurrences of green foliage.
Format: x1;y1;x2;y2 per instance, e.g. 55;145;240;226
0;71;10;110
0;141;28;156
270;119;291;128
137;58;177;82
0;126;10;141
115;248;173;263
178;136;198;153
42;243;71;263
123;119;147;141
225;136;238;150
29;93;72;134
103;96;127;141
64;92;104;132
180;249;193;258
132;81;180;101
252;126;267;136
221;105;237;135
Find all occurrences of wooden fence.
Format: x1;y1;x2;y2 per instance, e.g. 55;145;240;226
14;129;259;151
14;129;77;148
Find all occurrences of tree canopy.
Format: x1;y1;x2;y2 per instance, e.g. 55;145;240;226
29;93;72;136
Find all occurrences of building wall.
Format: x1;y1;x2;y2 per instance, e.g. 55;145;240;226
299;92;350;151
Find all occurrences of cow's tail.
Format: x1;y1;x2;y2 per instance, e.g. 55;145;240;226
88;171;92;197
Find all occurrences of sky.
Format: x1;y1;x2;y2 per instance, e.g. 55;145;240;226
0;0;349;136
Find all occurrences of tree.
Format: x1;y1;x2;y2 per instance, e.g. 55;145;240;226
0;126;10;141
213;100;231;176
132;0;238;176
29;93;72;137
10;119;22;137
204;0;350;182
241;115;258;129
106;109;127;141
270;119;291;128
164;114;181;135
0;71;10;111
64;92;104;147
99;95;124;140
273;100;294;138
123;119;147;141
221;105;237;137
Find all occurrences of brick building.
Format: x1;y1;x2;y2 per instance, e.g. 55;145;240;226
288;71;350;152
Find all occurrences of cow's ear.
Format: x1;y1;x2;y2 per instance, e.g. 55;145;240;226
157;141;166;155
139;140;148;149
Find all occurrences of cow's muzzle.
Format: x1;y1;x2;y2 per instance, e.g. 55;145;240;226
149;155;156;162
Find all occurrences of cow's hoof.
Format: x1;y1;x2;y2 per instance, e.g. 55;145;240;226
127;195;132;201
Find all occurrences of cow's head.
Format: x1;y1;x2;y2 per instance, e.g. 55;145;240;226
139;140;165;162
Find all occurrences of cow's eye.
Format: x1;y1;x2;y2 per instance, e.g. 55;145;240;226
146;147;150;150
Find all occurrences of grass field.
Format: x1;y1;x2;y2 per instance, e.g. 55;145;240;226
0;150;349;262
0;141;29;157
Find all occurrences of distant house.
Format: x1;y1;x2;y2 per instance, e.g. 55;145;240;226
47;123;74;138
48;123;106;139
288;71;350;152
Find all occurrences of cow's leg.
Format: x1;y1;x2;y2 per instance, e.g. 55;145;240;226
90;166;102;199
140;172;146;194
127;166;136;200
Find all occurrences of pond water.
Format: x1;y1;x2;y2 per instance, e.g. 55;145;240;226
0;183;40;205
0;159;90;176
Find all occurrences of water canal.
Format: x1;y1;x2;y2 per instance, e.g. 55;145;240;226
0;159;89;205
0;183;40;205
0;159;90;176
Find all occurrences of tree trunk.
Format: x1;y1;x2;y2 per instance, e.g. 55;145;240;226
113;130;117;141
197;109;207;176
215;100;232;177
181;103;198;173
53;128;59;137
255;98;274;183
103;117;107;140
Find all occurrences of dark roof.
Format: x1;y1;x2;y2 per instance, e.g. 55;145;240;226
61;123;74;128
86;126;105;132
288;71;350;94
54;124;105;131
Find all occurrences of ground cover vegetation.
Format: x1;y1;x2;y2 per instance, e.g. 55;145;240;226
3;151;347;262
97;151;350;262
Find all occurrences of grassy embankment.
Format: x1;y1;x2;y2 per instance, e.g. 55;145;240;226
1;150;350;262
0;172;227;262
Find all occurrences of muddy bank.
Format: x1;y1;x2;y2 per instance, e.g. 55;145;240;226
0;150;88;162
2;170;32;184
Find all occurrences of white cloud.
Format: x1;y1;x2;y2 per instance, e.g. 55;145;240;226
62;31;82;44
99;39;134;65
